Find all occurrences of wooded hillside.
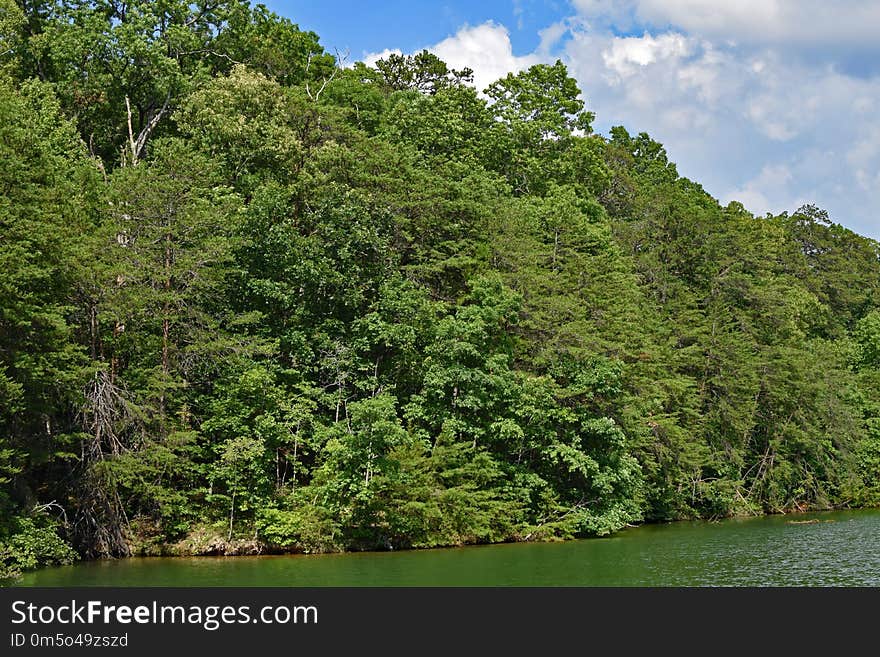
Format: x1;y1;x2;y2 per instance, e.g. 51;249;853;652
2;1;879;578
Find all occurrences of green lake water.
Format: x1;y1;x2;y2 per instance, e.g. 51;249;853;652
14;509;880;586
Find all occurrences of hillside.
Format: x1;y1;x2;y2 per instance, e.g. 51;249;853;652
2;1;880;578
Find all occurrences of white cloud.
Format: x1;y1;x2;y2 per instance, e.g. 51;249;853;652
722;164;800;216
537;21;568;55
362;23;543;94
428;22;543;93
633;1;784;40
847;125;880;193
564;29;728;147
601;32;691;81
577;1;880;50
569;0;637;29
361;48;402;69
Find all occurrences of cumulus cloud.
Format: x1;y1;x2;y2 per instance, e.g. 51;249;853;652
848;125;880;193
569;26;880;235
361;48;401;69
360;5;880;238
428;22;544;93
722;164;800;216
536;21;568;55
362;23;542;94
600;32;692;82
576;0;880;51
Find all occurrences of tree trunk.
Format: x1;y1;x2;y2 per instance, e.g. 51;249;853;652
228;489;236;542
161;231;171;416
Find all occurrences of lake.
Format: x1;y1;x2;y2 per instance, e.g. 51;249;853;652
14;509;880;586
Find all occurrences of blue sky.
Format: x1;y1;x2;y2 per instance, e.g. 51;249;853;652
262;1;880;240
262;1;573;58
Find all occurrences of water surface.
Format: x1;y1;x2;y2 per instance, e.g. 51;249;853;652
15;509;880;586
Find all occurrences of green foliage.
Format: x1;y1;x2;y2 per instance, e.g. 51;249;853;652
1;6;878;570
256;506;341;553
486;60;594;138
375;49;473;94
482;62;602;195
1;515;78;581
176;66;304;191
212;3;329;87
0;0;25;78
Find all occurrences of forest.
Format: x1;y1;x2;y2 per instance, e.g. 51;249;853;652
2;1;880;579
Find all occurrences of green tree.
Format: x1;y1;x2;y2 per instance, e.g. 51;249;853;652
485;61;596;195
374;49;473;95
0;78;96;565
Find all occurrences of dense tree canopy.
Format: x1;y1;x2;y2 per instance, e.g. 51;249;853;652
2;1;879;578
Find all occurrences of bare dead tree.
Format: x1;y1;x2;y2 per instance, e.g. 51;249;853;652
304;48;349;102
80;370;135;459
71;470;132;558
124;93;171;166
71;370;140;557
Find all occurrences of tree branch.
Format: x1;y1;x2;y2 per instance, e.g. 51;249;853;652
305;48;348;102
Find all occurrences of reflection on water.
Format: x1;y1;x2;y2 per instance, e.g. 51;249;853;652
14;509;880;587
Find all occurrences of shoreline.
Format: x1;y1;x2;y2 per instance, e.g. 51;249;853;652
9;506;880;587
42;504;880;563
